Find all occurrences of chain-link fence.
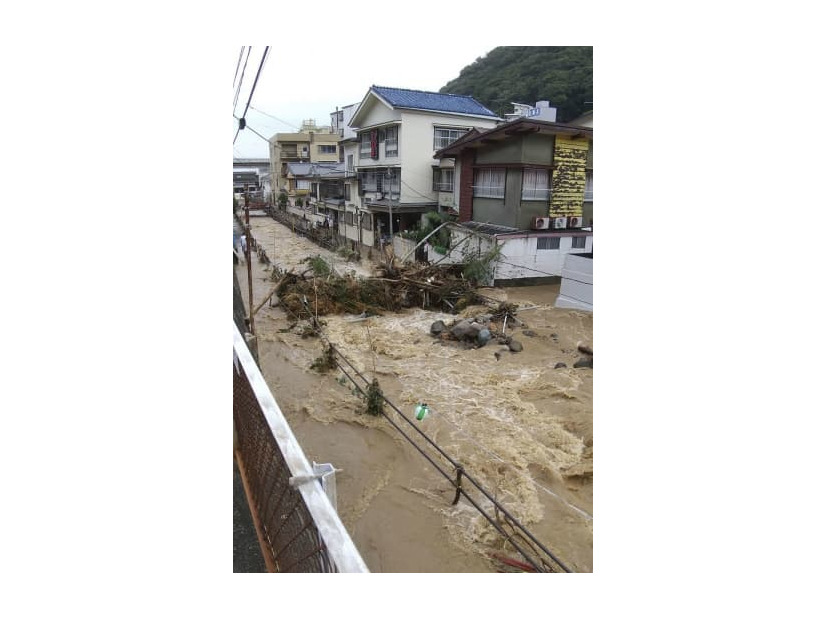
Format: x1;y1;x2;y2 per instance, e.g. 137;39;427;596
233;323;368;573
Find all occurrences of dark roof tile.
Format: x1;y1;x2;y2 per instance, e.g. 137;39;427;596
372;86;498;117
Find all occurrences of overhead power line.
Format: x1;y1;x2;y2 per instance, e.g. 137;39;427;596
234;47;270;146
243;123;271;144
233;46;245;87
238;46;270;122
233;46;252;114
250;106;300;131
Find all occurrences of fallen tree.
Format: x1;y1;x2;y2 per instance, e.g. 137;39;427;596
273;256;492;319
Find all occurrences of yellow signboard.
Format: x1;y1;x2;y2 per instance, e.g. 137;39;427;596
550;138;588;217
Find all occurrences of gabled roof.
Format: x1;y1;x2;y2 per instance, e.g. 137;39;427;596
350;85;501;128
372;86;498;117
434;117;593;159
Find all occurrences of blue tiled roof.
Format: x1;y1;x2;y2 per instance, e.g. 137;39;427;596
372;86;498;117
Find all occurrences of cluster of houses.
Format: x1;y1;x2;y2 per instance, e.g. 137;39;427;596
256;85;593;296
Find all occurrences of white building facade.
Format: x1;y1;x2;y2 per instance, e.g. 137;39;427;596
347;86;501;246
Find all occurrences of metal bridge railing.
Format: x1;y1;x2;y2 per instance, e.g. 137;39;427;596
233;323;369;573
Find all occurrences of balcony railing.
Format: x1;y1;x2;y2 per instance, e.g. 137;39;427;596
233;323;369;573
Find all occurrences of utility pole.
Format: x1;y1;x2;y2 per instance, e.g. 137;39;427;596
386;169;394;256
244;191;255;335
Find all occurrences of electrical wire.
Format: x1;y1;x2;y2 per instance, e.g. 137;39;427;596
400;178;440;202
233;46;245;87
243;123;271;144
250;106;301;131
238;46;270;123
495;259;575;279
234;48;270;146
233;46;252;113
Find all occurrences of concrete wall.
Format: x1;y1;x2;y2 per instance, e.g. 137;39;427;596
354;98;401;129
474;133;554;166
494;234;593;281
393;235;416;258
434;226;593;283
522;133;555;164
309;134;339;163
476;139;522;164
337;206;375;249
473;197;516;228
555;253;593;312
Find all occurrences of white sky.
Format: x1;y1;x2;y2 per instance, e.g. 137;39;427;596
231;45;498;159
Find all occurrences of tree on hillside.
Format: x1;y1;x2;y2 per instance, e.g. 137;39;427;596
440;46;592;123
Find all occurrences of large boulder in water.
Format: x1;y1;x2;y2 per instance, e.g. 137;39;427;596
477;328;492;346
430;320;446;335
451;319;481;340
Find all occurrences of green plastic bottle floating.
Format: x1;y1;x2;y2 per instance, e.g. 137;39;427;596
415;403;429;421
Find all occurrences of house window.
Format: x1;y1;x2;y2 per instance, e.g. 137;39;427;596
346;154;354;173
360;132;371;157
585;172;593;200
537;237;561;250
473;168;506;198
296;180;310;190
522;168;550;201
385;126;398;157
432;168;454;192
319;145;337;154
384;168;400;199
345;183;351;201
359;171;378;192
361;213;372;230
572;236;586;249
433;127;468;150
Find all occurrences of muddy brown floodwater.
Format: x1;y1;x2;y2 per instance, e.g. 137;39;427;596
235;213;593;572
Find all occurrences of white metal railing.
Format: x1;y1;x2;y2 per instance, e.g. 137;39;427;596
233;323;369;572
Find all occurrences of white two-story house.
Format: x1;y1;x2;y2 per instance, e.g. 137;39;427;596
346;86;501;248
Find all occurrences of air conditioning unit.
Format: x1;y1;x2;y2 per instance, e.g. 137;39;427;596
531;216;550;230
568;216;583;228
552;217;568;229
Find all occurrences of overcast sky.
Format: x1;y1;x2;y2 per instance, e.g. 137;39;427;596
231;45;498;160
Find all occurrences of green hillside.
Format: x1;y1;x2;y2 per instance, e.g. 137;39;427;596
440;46;592;123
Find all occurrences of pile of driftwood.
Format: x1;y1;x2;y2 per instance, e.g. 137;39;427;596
269;258;484;319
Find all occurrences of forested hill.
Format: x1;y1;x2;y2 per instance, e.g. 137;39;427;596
440;46;592;123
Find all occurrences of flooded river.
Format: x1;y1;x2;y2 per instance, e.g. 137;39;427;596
235;214;593;572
